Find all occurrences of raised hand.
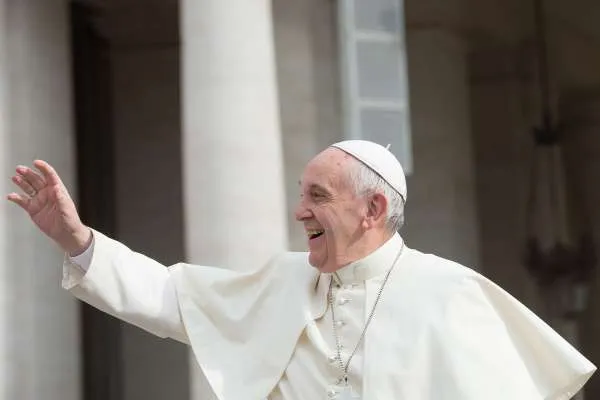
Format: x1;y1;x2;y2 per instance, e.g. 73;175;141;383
7;160;91;255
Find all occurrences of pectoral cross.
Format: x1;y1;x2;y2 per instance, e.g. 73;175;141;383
337;385;360;400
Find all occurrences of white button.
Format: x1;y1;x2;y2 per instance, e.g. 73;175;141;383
338;297;350;305
335;320;346;328
327;387;338;398
328;354;338;363
344;283;357;290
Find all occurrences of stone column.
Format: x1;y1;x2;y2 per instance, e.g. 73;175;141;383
404;0;480;268
0;1;9;395
272;0;342;250
464;0;545;311
180;0;288;398
272;0;320;250
563;96;600;399
0;1;79;399
95;3;190;400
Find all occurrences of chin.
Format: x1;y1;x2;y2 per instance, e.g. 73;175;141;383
308;252;319;267
308;252;326;270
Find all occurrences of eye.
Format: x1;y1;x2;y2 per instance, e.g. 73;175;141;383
311;191;325;200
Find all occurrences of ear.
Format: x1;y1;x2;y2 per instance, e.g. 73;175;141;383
364;193;388;229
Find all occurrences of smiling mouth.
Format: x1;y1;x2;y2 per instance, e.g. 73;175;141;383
307;229;325;240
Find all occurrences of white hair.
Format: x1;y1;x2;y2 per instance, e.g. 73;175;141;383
347;158;405;232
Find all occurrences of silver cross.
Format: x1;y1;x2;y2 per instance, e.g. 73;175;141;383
336;385;360;400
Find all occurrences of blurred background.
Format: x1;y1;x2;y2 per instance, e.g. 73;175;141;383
2;0;600;399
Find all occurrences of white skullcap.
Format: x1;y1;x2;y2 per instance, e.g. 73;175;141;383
331;139;407;203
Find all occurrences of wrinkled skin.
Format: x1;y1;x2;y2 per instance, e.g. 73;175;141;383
294;148;391;273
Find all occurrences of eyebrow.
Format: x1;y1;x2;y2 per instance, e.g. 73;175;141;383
308;183;330;194
298;180;332;196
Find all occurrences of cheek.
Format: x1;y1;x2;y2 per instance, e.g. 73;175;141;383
312;207;333;225
340;202;366;224
314;201;365;230
320;211;354;238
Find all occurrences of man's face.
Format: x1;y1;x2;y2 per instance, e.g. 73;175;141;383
294;148;368;272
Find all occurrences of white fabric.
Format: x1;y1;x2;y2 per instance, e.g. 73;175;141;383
63;231;187;342
271;233;400;399
70;236;94;271
63;230;596;400
331;140;407;201
66;231;389;398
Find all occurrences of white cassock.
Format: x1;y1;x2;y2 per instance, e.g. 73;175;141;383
63;230;596;400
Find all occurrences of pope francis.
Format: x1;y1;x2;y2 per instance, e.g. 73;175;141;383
7;140;596;400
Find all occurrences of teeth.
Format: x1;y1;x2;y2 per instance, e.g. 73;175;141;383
306;229;324;237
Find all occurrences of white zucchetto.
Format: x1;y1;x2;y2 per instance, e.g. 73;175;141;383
331;139;407;202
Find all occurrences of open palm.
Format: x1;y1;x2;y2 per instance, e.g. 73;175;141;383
7;160;90;254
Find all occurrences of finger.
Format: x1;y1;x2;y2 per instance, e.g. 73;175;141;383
33;160;62;186
12;175;37;197
6;192;30;210
16;165;46;191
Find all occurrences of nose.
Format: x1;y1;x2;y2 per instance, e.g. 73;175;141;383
294;200;312;221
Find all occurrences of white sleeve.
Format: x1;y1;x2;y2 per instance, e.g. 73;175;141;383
69;235;95;271
62;229;189;344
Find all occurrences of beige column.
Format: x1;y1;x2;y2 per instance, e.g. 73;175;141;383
272;0;342;250
0;0;8;394
0;1;79;399
272;0;320;250
180;0;288;398
404;0;480;268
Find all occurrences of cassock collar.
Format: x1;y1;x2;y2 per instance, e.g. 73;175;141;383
332;233;404;285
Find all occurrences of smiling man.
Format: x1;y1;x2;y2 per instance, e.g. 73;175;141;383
297;142;404;273
7;140;596;399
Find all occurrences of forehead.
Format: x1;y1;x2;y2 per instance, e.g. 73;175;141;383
301;148;354;189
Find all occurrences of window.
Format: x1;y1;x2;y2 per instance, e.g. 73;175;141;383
338;0;413;174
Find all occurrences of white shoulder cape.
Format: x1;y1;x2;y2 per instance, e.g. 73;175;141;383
170;248;596;400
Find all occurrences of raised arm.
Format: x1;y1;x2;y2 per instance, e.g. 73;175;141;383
7;161;188;343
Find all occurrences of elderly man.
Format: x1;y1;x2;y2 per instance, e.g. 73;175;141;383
7;140;596;399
